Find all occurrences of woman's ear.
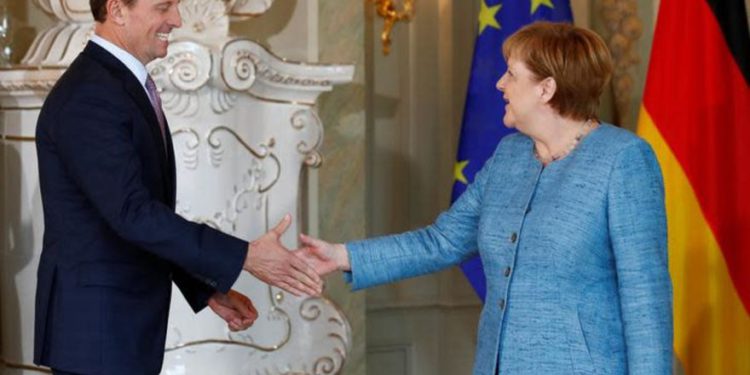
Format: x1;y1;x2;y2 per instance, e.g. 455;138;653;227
539;77;557;103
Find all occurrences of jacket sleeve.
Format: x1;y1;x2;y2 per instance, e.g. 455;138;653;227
607;140;673;374
343;142;502;290
172;266;217;312
52;83;246;293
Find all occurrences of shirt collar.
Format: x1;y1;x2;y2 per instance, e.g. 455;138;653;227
90;34;149;90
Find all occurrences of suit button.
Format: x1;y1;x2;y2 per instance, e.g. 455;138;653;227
504;267;512;277
510;232;518;243
499;299;506;310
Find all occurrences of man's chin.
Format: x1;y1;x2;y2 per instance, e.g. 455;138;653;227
152;48;170;61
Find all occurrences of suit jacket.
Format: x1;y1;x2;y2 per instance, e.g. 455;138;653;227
346;125;673;374
34;42;247;374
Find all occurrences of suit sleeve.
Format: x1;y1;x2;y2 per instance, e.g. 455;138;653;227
343;142;501;290
52;84;246;294
172;267;216;312
607;140;673;374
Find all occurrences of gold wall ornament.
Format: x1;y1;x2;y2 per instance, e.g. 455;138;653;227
374;0;415;55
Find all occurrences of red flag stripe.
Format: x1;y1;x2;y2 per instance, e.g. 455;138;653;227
642;0;750;312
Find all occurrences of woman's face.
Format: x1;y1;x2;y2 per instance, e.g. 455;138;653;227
496;57;542;130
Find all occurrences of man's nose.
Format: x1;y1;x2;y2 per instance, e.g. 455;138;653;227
171;6;183;28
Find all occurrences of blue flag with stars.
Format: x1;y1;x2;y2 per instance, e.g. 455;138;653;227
453;0;573;302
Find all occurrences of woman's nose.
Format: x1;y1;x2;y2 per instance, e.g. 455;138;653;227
496;76;505;91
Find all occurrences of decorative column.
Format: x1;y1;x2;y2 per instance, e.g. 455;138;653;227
598;0;643;127
1;1;354;374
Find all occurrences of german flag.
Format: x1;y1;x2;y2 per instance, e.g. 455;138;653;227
636;0;750;373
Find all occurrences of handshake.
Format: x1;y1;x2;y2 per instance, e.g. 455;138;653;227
208;214;350;332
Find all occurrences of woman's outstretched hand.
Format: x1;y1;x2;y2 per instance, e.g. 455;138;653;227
295;233;351;277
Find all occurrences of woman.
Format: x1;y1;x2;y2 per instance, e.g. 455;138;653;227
298;22;673;374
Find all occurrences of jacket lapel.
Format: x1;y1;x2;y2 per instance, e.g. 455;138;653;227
82;42;174;201
164;119;177;208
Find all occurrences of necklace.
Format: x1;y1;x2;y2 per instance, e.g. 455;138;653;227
534;119;597;165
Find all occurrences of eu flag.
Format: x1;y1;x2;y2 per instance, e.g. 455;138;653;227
453;0;573;301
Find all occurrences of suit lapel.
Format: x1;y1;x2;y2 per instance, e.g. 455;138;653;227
82;42;174;201
164;119;177;208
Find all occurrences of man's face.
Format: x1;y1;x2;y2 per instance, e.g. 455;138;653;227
119;0;182;64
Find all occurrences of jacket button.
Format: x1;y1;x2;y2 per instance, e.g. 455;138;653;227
510;232;518;243
504;267;512;277
499;299;506;310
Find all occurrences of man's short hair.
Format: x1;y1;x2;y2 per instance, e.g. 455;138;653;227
90;0;138;22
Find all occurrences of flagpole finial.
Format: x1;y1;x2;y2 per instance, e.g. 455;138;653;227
373;0;415;55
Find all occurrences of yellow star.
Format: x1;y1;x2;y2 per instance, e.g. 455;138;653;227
478;1;502;35
530;0;554;14
454;160;470;184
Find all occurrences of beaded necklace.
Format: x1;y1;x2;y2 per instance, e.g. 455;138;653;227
534;119;597;165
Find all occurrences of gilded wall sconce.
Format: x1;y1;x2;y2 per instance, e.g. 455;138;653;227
374;0;415;55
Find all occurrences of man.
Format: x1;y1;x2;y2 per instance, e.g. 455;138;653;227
33;0;322;373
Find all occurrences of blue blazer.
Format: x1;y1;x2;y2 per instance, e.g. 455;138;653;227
34;42;247;374
347;125;673;374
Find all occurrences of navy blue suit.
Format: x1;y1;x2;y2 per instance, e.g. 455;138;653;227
34;42;247;374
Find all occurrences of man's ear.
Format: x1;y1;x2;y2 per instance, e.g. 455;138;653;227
539;77;557;104
107;0;127;26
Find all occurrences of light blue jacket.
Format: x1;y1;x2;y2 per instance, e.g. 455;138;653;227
346;125;673;374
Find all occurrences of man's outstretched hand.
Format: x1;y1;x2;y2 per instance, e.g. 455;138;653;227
244;214;323;296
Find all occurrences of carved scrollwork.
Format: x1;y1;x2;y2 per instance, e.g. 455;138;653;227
36;0;93;22
174;0;230;40
162;91;201;117
172;125;280;234
290;109;324;168
149;42;212;117
313;357;337;375
0;80;57;92
226;0;275;19
210;88;238;113
218;39;355;104
299;298;352;375
207;126;280;193
300;299;323;321
215;165;266;232
221;43;258;91
150;42;212;92
254;58;332;87
171;128;201;169
221;40;353;94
